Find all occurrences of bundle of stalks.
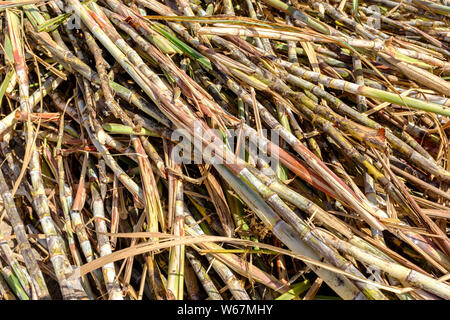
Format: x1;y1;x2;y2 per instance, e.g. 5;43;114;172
0;0;449;300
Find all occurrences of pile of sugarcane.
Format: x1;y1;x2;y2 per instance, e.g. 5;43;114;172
0;0;449;300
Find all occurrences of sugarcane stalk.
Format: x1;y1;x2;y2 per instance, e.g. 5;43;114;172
239;166;387;299
185;248;223;300
276;58;450;117
166;144;185;300
7;9;86;300
0;264;29;300
323;233;450;299
214;164;363;300
0;229;32;298
90;180;123;300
